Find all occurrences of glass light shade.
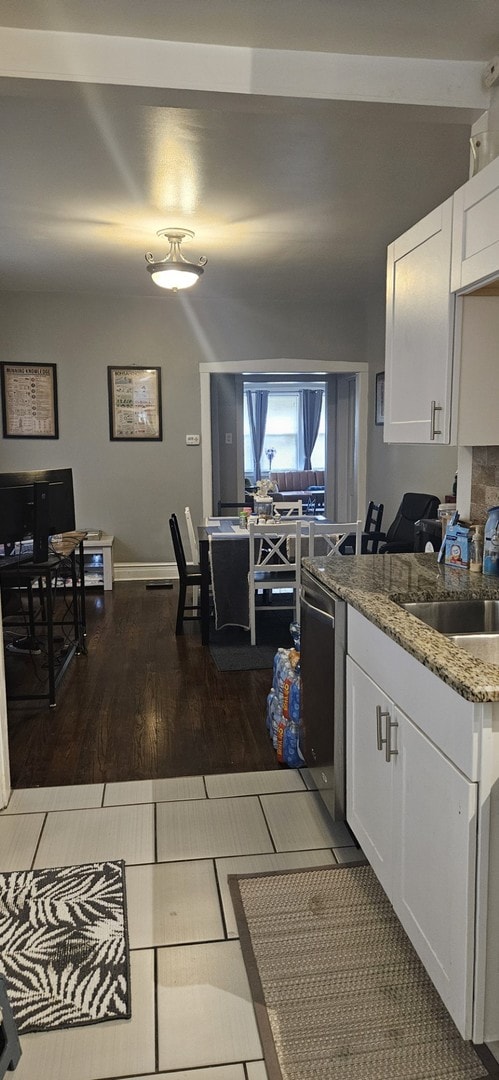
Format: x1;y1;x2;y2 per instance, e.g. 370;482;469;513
149;265;202;290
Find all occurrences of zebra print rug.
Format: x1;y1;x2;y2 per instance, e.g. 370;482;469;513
0;860;130;1035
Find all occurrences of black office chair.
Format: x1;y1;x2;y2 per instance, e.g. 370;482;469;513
339;501;384;554
169;514;202;635
375;493;440;554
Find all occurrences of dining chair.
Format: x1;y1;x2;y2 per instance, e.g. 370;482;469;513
184;506;199;563
184;506;200;606
308;519;362;557
275;500;303;517
169;514;202;635
248;520;301;646
339;502;384;554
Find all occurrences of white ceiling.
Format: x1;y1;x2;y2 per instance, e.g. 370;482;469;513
0;2;497;307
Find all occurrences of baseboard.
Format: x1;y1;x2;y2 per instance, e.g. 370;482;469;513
114;562;178;583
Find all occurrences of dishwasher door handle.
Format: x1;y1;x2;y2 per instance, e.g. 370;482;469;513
300;588;335;627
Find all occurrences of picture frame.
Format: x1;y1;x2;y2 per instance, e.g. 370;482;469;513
375;371;385;426
0;362;59;438
107;366;163;441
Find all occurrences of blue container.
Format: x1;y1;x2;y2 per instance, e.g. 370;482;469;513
483;506;499;576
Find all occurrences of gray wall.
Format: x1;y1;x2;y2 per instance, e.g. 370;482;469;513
0;284;460;561
0;291;367;564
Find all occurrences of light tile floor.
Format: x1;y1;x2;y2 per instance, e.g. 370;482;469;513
0;768;363;1080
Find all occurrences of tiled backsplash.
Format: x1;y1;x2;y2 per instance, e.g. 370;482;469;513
470;446;499;525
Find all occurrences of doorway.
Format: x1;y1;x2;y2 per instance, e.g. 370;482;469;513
200;359;368;521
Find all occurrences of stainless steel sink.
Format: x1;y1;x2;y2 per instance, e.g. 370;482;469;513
401;600;499;663
446;634;499;664
401;600;499;636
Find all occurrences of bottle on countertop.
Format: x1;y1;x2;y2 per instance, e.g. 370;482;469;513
469;526;483;573
483;507;499;576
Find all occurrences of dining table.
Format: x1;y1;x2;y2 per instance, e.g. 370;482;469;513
197;515;330;646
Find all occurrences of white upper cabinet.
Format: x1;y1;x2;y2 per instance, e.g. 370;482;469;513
452;155;499;293
384;198;455;444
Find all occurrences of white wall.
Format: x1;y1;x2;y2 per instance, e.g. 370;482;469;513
0;291;366;563
365;285;458;526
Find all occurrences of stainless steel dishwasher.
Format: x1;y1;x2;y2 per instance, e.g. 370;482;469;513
300;567;347;820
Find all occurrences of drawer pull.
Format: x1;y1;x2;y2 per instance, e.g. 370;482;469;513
376;705;390;751
385;717;399;762
430;400;442;440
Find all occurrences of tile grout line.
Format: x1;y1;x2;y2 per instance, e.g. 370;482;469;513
30;810;48;869
257;794;278;854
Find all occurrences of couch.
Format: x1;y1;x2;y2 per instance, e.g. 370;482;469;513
270;469;325;503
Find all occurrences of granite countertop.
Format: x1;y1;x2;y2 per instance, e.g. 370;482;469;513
302;551;499;702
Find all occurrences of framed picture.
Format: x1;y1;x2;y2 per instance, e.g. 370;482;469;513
375;371;385;426
0;362;59;438
108;366;163;441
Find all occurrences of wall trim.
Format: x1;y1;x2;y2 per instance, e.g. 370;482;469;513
114;562;178;582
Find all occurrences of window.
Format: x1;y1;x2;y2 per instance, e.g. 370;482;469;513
244;383;325;477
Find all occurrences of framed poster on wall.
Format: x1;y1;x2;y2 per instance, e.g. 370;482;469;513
0;362;59;438
107;366;163;441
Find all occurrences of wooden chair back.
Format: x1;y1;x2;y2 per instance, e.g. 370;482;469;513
184;506;199;562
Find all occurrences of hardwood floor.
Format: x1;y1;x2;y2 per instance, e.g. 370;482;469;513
5;581;280;789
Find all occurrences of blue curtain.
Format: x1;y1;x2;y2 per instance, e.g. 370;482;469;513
246;390;268;481
302;389;323;470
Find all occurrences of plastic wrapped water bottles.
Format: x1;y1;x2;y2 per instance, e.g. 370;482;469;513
265;624;304;767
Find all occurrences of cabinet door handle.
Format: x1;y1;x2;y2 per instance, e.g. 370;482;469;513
430;400;442;440
385;716;399;762
376;705;390;751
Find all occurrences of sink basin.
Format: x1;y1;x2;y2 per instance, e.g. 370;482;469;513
446;634;499;664
401;600;499;636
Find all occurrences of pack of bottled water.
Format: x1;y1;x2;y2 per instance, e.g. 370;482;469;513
265;623;304;768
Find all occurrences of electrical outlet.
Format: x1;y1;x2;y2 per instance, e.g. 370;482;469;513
225;433;233;444
186;434;200;445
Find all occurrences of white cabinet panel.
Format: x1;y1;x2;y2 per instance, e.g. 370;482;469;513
347;653;477;1038
348;607;477;780
385;198;455;444
452;156;499;292
457;295;499;446
346;658;392;893
394;710;476;1038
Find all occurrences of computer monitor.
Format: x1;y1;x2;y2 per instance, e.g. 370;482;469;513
0;468;75;562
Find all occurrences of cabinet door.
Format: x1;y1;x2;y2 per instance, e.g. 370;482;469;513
346;658;393;894
452;156;499;292
393;708;477;1039
384;198;455;443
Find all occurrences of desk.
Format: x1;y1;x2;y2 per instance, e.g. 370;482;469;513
1;532;87;707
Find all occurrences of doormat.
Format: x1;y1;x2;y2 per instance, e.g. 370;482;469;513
229;863;499;1080
209;644;276;670
0;860;131;1035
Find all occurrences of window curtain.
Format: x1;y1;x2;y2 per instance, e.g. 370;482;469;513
302;388;323;470
246;389;268;481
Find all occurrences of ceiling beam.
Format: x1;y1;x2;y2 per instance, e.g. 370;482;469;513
0;26;489;111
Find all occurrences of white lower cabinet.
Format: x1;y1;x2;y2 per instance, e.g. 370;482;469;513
347;654;477;1039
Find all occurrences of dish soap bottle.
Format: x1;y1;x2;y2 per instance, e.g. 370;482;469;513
483;507;499;576
469;525;483;573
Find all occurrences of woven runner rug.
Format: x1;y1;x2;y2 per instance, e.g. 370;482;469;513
229;863;499;1080
0;860;130;1035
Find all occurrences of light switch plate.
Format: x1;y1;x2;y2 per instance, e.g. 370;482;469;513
186;434;200;445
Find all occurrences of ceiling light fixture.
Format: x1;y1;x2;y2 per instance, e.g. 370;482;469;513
145;228;207;292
